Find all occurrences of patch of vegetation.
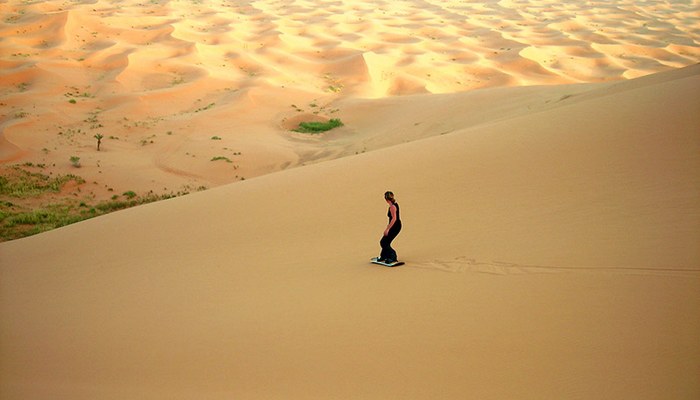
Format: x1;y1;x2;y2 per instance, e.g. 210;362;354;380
323;73;343;93
1;204;88;240
140;134;157;146
0;192;183;242
58;127;85;141
119;116;162;130
64;86;94;99
0;168;85;198
4;13;23;24
0;165;209;242
211;156;232;163
85;110;104;129
194;102;216;113
222;148;242;156
293;118;344;134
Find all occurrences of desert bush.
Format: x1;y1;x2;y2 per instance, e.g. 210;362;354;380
293;118;343;133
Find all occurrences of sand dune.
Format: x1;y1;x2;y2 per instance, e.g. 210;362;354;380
1;0;699;197
1;0;700;398
2;62;700;399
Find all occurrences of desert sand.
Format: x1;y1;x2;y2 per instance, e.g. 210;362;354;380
2;0;700;193
1;0;700;398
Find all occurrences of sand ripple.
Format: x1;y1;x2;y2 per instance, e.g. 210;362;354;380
0;0;698;190
1;0;698;98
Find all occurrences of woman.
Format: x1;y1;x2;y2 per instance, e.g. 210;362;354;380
379;191;402;263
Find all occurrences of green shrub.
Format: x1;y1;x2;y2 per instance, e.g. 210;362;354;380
293;118;343;134
3;208;84;230
95;200;132;213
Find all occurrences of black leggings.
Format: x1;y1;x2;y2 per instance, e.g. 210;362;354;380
380;222;402;261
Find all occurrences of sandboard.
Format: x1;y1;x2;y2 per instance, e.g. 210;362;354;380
371;257;404;267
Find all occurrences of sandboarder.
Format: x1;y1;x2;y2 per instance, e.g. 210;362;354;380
378;191;401;264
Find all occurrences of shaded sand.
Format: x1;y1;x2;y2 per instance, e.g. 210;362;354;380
1;0;699;198
2;63;700;398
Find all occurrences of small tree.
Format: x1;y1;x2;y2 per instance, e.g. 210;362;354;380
94;133;104;151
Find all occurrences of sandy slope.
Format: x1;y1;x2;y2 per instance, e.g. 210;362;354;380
1;62;699;399
1;0;699;198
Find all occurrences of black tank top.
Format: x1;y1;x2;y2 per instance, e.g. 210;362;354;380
388;202;400;223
